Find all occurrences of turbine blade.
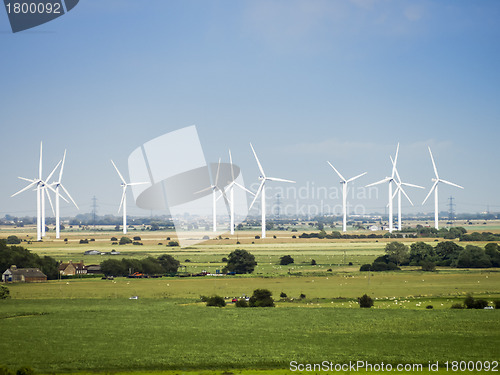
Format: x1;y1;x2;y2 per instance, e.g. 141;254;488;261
11;181;37;197
60;185;77;208
400;185;414;206
118;186;127;213
127;182;149;186
111;160;127;185
45;187;55;216
58;150;67;182
392;185;399;201
391;143;399;179
440;179;464;189
249;181;265;210
250;143;266;178
266;177;295;183
428;147;439;179
18;176;34;183
45;160;62;183
365;177;390;187
234;181;255;196
194;185;214;195
327;161;345;182
422;180;439;205
229;149;235;182
214;158;221;186
346;172;367;183
39;141;43;180
401;182;425;189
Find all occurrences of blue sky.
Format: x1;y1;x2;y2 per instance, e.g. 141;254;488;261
0;0;499;217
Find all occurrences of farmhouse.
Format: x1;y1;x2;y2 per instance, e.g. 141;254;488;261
2;265;47;283
58;260;87;276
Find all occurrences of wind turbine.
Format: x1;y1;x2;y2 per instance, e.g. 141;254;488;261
226;149;254;235
51;150;79;239
365;143;399;233
111;160;148;234
249;143;295;239
390;155;424;231
11;142;59;241
422;147;464;230
326;162;366;232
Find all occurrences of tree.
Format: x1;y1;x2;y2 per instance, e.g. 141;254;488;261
485;243;500;267
206;295;226;307
249;289;275;307
0;285;10;299
6;235;21;245
225;249;257;274
157;254;180;273
435;241;463;265
140;257;164;275
457;245;492;268
409;242;436;266
100;259;127;276
279;255;294;265
384;242;409;266
119;237;132;245
358;294;374;308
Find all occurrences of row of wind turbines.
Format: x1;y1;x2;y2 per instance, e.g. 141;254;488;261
329;143;464;233
12;141;463;241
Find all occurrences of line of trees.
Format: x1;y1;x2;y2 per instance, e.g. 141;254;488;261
361;241;500;271
100;254;180;276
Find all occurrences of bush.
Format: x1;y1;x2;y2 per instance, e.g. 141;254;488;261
206;295;226;307
426;305;434;309
451;303;464;309
421;260;436;272
235;299;249;307
360;264;371;271
79;239;88;244
221;257;228;262
0;285;10;300
133;236;141;241
249;289;275;307
16;368;34;375
299;293;306;299
167;241;179;247
311;259;317;265
6;235;21;244
110;237;118;241
255;235;260;239
200;295;209;302
464;295;489;309
119;237;132;245
280;292;287;298
279;255;294;265
358;294;374;308
494;300;500;309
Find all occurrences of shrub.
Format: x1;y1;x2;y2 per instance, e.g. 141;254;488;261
249;289;275;307
280;292;287;298
119;237;132;245
6;235;21;244
358;294;374;308
200;295;209;302
494;300;500;309
279;255;294;265
133;236;141;241
421;260;436;272
167;241;179;247
221;257;228;262
451;303;464;309
79;239;88;244
311;259;317;265
360;264;371;271
426;305;434;309
110;237;118;241
132;241;143;245
16;368;34;375
255;235;260;239
0;285;10;300
235;299;249;308
464;295;489;309
299;293;306;299
206;295;226;307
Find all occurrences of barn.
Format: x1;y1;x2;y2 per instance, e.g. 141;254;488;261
2;265;47;283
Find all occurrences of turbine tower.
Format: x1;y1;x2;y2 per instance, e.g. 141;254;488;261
249;143;295;239
226;149;254;235
51;150;79;239
326;162;366;232
111;160;147;234
365;143;399;233
11;142;59;241
422;147;464;230
390;155;424;231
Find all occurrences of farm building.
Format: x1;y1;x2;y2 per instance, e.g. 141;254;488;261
2;265;47;283
86;264;102;274
58;260;87;276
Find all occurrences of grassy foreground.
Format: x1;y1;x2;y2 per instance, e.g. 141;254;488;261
0;298;499;373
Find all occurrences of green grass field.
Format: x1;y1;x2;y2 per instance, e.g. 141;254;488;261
1;225;500;374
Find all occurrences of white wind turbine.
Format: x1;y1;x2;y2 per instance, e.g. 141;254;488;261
390;155;424;231
111;160;148;234
365;143;399;233
249;143;295;239
226;149;254;235
326;162;366;232
51;150;79;239
422;147;464;230
11;142;59;241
